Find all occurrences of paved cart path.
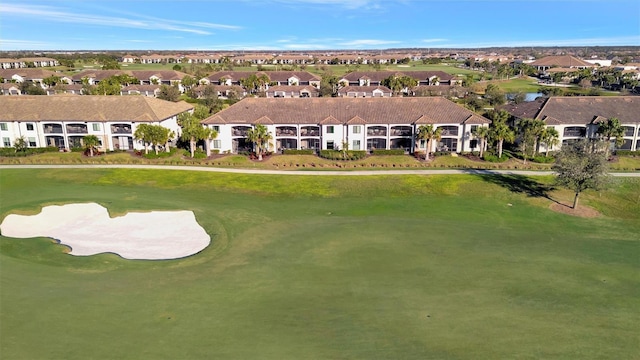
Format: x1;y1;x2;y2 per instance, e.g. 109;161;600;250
2;164;639;176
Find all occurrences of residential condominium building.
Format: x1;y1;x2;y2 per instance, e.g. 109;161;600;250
200;97;491;154
0;96;193;151
502;96;640;152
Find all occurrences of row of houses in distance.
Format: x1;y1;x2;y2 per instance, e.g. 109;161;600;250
1;68;459;98
0;57;60;69
1;96;638;155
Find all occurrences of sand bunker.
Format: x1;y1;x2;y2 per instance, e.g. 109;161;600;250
0;203;210;260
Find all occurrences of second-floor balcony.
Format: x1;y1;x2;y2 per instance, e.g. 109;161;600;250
111;124;132;134
623;126;635;137
563;127;586;137
232;126;251;137
300;126;320;137
66;124;88;134
43;123;63;134
367;126;387;137
438;126;459;137
390;126;412;137
276;126;297;137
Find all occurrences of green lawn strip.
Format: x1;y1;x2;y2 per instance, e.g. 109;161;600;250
1;169;639;359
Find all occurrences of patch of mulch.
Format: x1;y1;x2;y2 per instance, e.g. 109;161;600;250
549;202;601;218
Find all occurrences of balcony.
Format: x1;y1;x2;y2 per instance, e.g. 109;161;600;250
276;127;297;136
232;127;251;137
623;127;635;137
367;126;387;136
390;127;412;137
300;127;320;137
438;126;459;137
43;124;63;134
66;124;88;134
111;125;132;134
563;127;586;137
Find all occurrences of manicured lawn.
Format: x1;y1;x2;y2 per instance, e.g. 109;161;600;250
1;169;639;359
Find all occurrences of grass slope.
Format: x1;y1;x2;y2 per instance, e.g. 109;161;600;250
1;169;639;359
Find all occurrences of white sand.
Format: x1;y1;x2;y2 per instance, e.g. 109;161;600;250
0;203;210;260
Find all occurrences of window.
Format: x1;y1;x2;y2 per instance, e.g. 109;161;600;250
28;137;36;147
0;123;7;131
213;140;221;149
92;123;101;131
353;126;361;134
26;123;34;131
212;126;220;132
326;126;334;134
352;140;361;151
470;125;478;133
326;140;335;150
2;137;10;147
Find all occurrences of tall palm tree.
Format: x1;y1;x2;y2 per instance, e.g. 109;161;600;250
246;124;272;161
596;117;625;158
517;118;546;163
490;120;515;159
82;135;100;157
472;126;490;158
540;127;560;157
415;124;442;161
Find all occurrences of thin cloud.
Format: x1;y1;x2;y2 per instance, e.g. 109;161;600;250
437;35;640;48
0;4;240;36
0;39;55;50
338;39;402;46
422;38;448;43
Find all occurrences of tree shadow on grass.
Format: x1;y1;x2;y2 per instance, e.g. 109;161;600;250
464;170;559;204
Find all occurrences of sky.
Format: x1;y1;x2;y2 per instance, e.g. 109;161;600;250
1;0;639;51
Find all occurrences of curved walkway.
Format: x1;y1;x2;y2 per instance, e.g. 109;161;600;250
2;164;639;177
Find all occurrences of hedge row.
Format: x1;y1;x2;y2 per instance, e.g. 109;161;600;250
372;149;405;155
283;149;315;155
0;146;59;157
318;150;367;160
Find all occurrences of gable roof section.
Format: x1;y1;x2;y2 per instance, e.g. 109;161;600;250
254;116;274;125
530;55;593;68
346;116;367;125
203;97;490;126
0;96;193;122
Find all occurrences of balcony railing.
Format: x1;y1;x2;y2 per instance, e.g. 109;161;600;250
624;127;635;137
232;130;248;137
276;128;297;136
300;129;320;136
440;130;458;136
390;129;412;137
563;129;585;137
43;125;63;134
367;129;387;136
66;126;88;134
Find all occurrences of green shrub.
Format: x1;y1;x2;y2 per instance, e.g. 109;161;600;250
532;155;555;163
483;152;509;163
183;149;208;159
615;150;639;157
372;149;405;156
0;146;59;157
283;149;315;155
142;148;177;159
432;151;451;157
318;150;366;160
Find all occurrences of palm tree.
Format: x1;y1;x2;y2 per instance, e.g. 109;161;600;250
134;123;153;154
596;117;625;158
82;135;100;157
246;124;272;161
490;121;515;159
517;118;545;163
178;112;212;158
472;126;490;158
415;124;442;161
540;127;560;157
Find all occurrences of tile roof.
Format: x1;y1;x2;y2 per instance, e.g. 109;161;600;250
535;96;640;125
206;70;320;83
0;68;60;80
340;71;454;82
0;96;193;122
202;97;490;125
71;70;188;81
530;55;593;68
